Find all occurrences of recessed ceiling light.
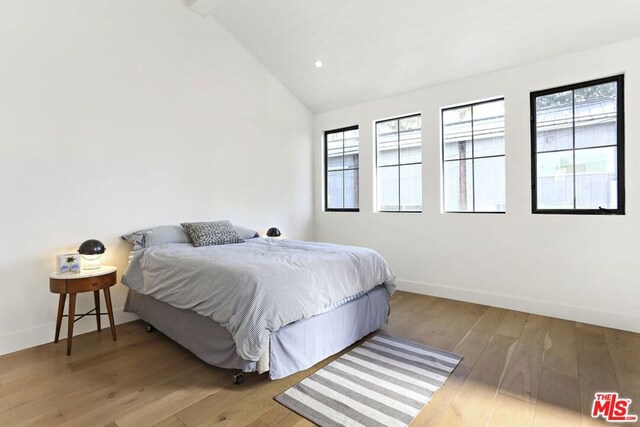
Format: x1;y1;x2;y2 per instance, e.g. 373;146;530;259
314;60;323;68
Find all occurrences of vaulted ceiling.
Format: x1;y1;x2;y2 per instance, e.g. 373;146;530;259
205;0;640;112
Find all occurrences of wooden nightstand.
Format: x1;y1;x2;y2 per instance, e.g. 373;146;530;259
49;266;118;355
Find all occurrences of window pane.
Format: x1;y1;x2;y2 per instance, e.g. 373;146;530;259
327;131;343;142
377;120;398;166
575;147;617;209
327;139;343;171
343;169;359;209
473;100;505;157
536;151;574;209
343;153;358;170
443;107;472;160
344;130;359;169
444;160;473;211
327;170;344;209
536;91;573;153
474;157;505;212
575;82;617;149
399;116;421;164
400;164;421;211
378;166;399;211
343;129;358;140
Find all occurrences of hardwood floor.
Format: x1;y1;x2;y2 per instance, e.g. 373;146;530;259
1;291;638;426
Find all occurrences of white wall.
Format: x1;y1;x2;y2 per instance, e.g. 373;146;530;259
315;37;640;333
0;0;313;354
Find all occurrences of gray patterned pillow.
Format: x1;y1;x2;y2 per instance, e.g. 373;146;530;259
181;220;244;247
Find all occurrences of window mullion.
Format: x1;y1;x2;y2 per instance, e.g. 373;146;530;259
471;105;476;212
572;90;576;210
397;120;401;212
342;136;346;210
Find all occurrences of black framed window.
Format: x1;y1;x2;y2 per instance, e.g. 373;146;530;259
325;126;359;211
531;75;624;214
442;98;506;213
376;114;422;212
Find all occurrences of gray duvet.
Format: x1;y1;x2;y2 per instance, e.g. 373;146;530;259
122;238;396;361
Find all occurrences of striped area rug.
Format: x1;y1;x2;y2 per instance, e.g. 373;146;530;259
275;334;462;427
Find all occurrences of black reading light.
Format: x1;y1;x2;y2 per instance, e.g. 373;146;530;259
266;227;281;238
78;239;106;270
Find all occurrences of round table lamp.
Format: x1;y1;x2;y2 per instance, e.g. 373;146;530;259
78;239;106;270
266;227;281;238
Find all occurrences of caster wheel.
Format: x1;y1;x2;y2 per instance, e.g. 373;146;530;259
233;373;244;385
145;324;154;333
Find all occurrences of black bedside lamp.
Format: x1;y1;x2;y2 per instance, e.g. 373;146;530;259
78;239;106;270
266;227;281;238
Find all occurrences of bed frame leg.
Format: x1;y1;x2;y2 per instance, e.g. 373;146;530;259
232;372;244;385
145;323;154;333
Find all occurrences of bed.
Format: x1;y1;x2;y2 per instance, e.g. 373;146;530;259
121;234;396;380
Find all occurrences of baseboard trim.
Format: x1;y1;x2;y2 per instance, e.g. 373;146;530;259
0;308;138;356
396;279;640;333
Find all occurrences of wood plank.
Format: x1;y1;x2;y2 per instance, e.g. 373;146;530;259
395;299;474;348
487;392;536;427
114;366;226;427
498;314;550;403
437;334;518;427
388;290;405;302
174;375;275;426
14;408;67;427
533;318;581;427
1;372;117;425
576;323;621;427
533;370;581;427
496;309;529;338
152;415;188;427
380;294;444;342
541;318;578;378
245;405;305;427
603;328;640;412
454;306;508;369
426;302;488;352
60;353;212;425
